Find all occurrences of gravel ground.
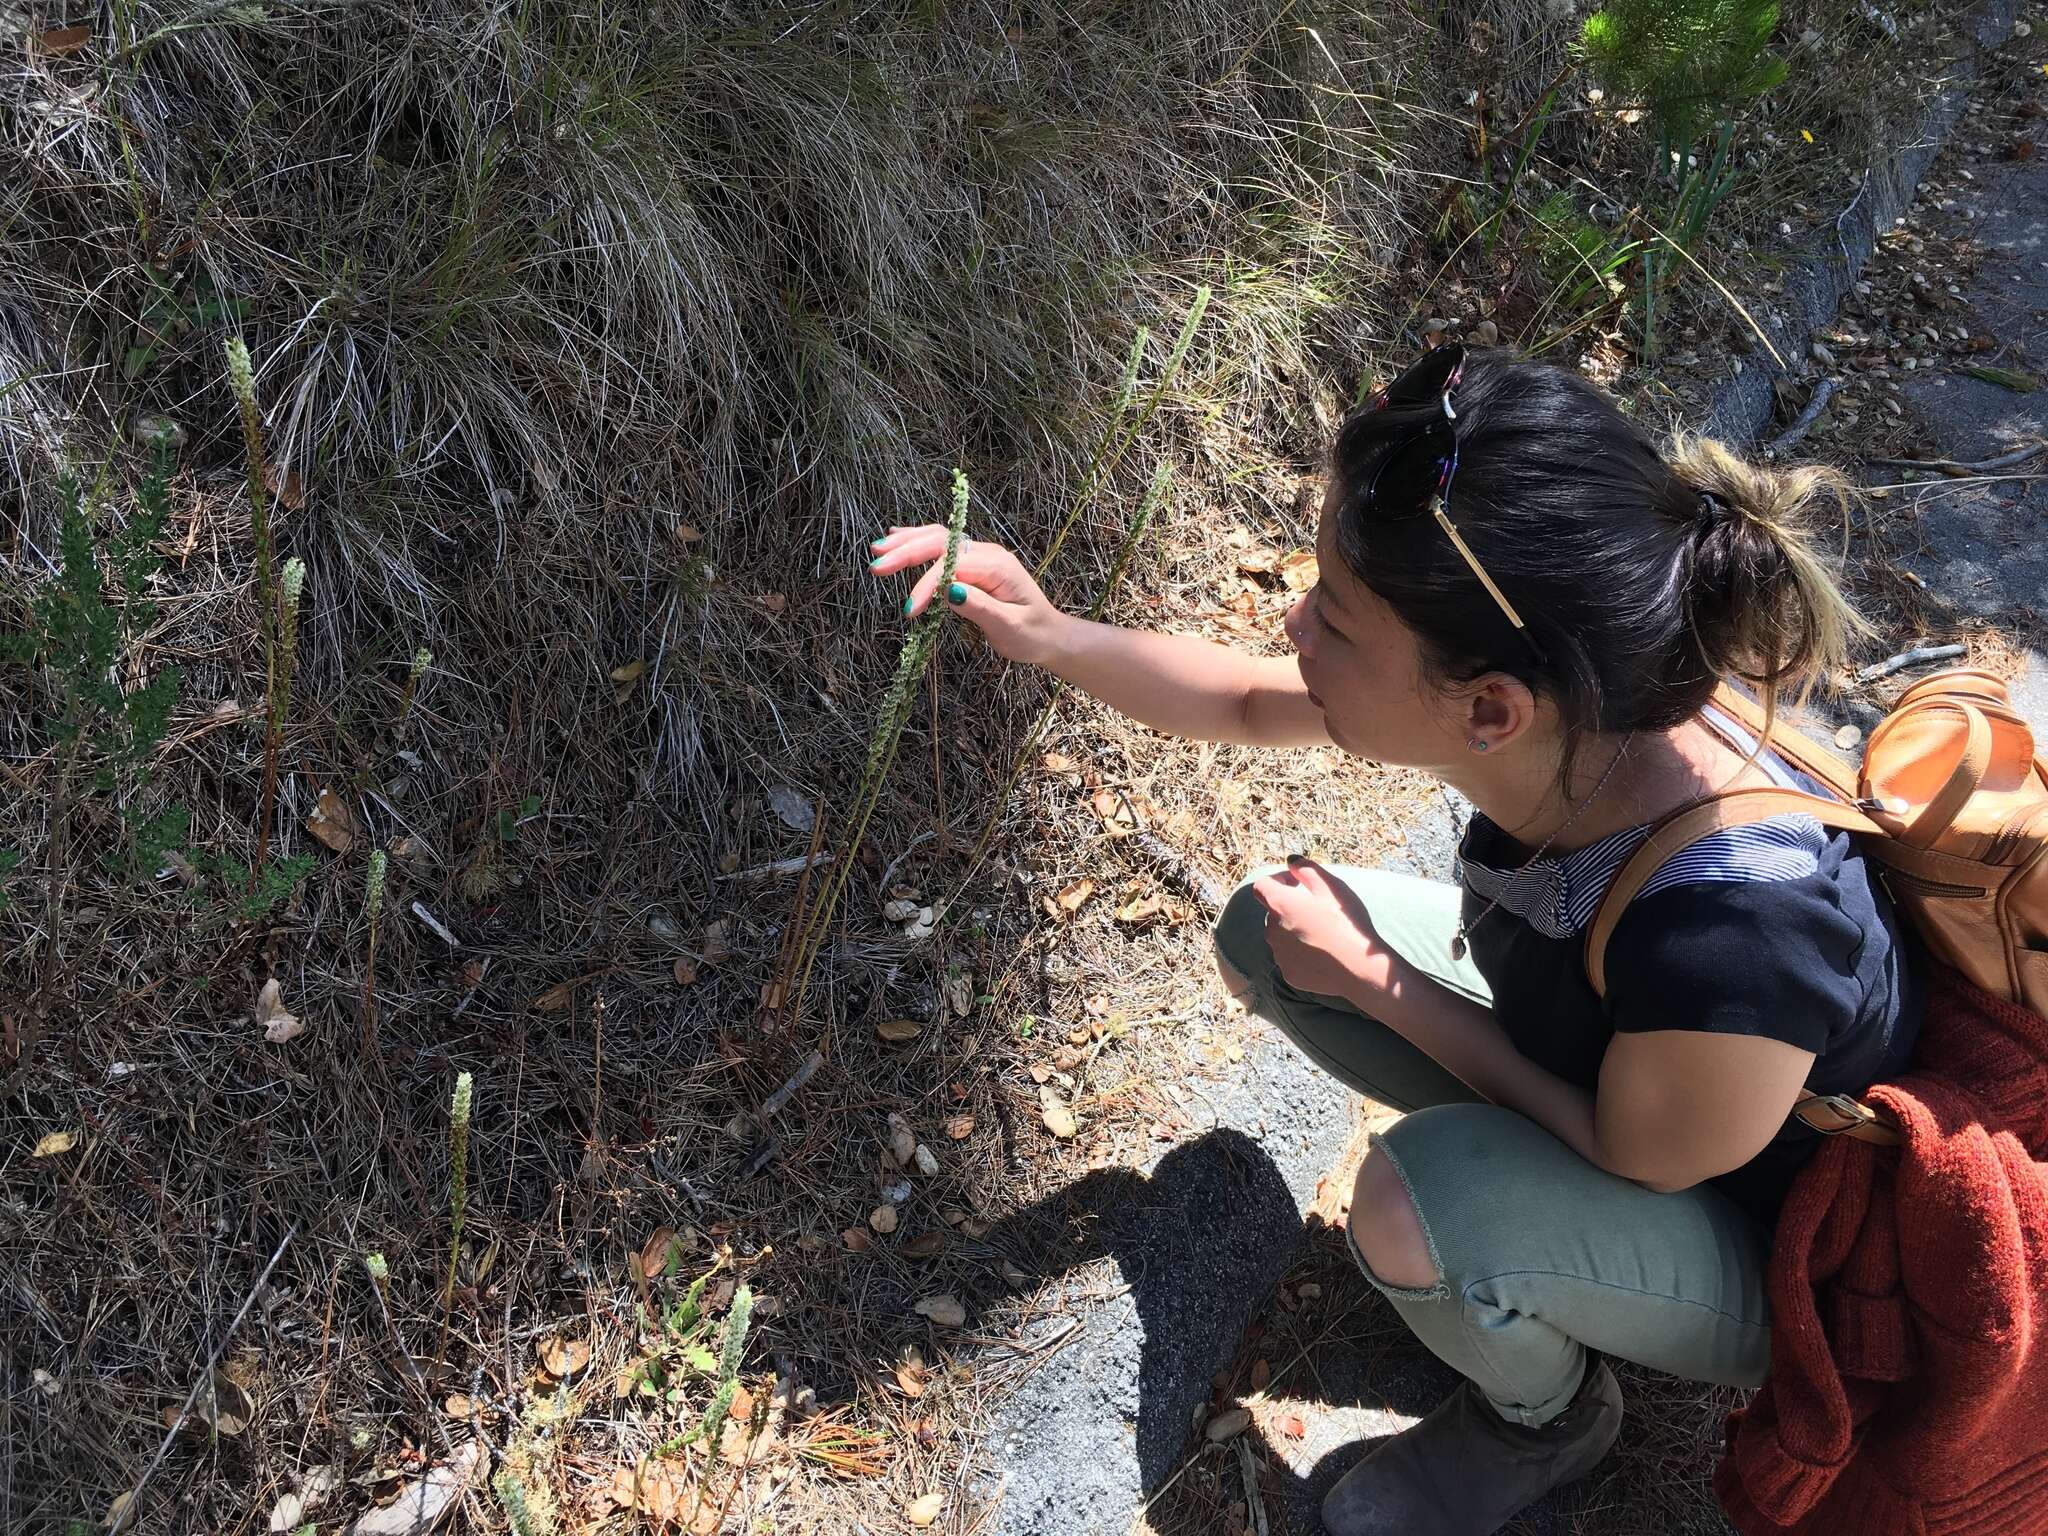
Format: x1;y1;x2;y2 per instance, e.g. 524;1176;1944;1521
978;795;1466;1535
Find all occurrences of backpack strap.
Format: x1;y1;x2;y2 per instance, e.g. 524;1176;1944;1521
1706;682;1861;800
1581;785;1902;1149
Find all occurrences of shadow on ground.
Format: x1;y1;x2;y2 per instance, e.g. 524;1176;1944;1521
976;1124;1736;1536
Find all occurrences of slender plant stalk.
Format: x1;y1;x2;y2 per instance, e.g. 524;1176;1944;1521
687;1285;755;1523
275;557;305;739
360;849;386;1058
442;1071;473;1310
1038;286;1208;578
226;337;281;881
787;470;970;1029
398;646;431;729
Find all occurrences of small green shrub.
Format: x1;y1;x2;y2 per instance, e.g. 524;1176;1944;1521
1581;0;1788;158
1581;0;1789;357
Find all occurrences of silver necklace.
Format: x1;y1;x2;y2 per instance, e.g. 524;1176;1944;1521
1450;735;1635;961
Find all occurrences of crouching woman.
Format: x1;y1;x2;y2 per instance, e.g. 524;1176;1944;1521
869;345;1921;1535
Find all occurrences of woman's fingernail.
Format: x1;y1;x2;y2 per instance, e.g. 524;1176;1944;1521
868;556;884;569
902;597;914;616
870;538;888;551
947;583;967;605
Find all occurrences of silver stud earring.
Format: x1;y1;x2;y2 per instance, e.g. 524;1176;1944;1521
1468;739;1489;753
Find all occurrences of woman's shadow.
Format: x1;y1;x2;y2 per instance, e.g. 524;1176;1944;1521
963;1125;1733;1535
963;1125;1457;1534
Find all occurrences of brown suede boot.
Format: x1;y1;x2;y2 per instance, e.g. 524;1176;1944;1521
1320;1357;1623;1536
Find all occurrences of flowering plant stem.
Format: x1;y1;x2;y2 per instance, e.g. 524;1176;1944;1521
785;471;969;1034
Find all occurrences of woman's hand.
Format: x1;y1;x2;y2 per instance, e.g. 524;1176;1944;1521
1253;857;1406;1005
867;525;1070;666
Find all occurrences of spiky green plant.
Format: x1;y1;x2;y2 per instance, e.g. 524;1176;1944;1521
443;1070;473;1306
2;438;184;1085
361;850;387;1053
1581;0;1788;357
687;1285;755;1520
362;1251;389;1289
226;335;285;873
787;471;970;1018
275;557;305;737
1581;0;1787;158
398;646;431;728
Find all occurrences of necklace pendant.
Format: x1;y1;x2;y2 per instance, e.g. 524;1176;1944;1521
1450;929;1468;962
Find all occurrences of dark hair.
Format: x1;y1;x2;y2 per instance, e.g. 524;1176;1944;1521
1330;348;1862;789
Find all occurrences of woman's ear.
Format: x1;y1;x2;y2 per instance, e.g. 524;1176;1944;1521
1461;672;1539;754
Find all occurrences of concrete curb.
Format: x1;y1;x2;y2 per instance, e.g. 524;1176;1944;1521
1707;0;2023;445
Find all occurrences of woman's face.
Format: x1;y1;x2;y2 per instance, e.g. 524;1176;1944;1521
1283;491;1468;769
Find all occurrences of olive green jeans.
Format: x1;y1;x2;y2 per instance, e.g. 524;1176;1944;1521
1215;863;1771;1426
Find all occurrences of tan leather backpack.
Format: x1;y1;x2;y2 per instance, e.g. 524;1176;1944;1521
1583;670;2048;1146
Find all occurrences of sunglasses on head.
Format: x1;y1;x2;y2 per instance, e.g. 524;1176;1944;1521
1360;344;1547;666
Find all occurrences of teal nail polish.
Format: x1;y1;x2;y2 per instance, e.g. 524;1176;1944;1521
870;538;887;551
868;557;884;569
903;597;913;616
947;583;967;605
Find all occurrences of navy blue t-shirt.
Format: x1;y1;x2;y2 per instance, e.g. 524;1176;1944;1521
1456;716;1923;1225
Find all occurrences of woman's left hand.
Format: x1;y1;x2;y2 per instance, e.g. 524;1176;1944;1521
1252;857;1403;1004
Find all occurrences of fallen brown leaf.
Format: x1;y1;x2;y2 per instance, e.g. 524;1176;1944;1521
254;978;305;1044
530;980;576;1013
1279;549;1319;591
943;1113;975;1140
895;1346;927;1398
875;1018;921;1043
869;1204;899;1235
902;1232;945;1259
1090;789;1142;836
305;786;357;854
1205;1406;1252;1442
607;1458;689;1523
539;1336;590;1378
639;1227;677;1279
913;1294;965;1328
1039;1086;1077;1140
32;1129;78;1158
1046;878;1096;918
673;956;700;985
608;659;646;686
1116;890;1165;925
39;24;91;53
842;1227;872;1253
264;462;306;511
905;1491;945;1527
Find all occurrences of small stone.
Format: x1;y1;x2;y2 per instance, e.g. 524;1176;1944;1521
914;1144;938;1177
1812;341;1837;367
1471;319;1499;347
1422;316;1450;337
1835;725;1863;751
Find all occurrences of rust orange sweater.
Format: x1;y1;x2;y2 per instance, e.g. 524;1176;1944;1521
1718;966;2048;1534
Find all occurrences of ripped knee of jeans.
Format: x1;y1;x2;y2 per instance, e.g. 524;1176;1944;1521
1345;1135;1451;1302
1214;948;1256;1002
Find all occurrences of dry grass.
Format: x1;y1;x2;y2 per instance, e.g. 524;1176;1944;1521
0;2;1455;1532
